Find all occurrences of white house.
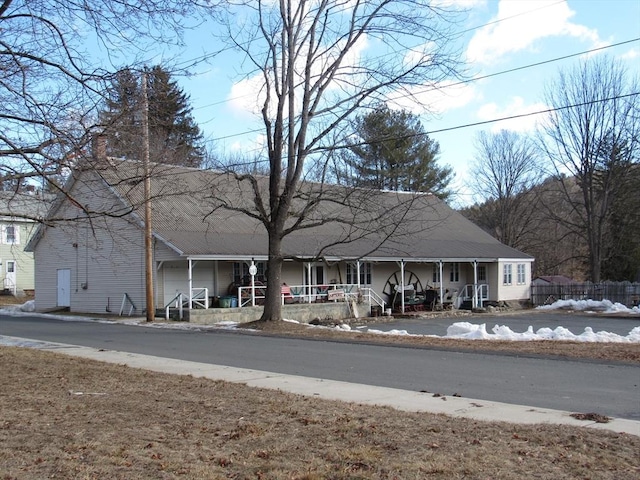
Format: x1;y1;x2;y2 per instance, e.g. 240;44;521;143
27;156;534;318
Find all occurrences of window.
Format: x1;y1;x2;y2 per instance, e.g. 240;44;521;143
503;264;512;285
233;262;265;284
517;264;526;284
450;262;459;282
346;262;372;285
2;225;19;245
432;265;441;284
477;265;487;283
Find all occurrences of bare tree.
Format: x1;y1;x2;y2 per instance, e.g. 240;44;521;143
212;0;463;321
540;56;640;282
0;0;202;206
465;130;543;250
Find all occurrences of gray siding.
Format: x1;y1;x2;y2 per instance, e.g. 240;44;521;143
33;173;147;314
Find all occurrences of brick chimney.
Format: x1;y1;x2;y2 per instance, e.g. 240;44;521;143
92;134;107;161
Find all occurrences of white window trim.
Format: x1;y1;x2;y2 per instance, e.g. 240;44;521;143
450;262;459;283
477;265;487;283
503;264;513;285
517;263;526;285
1;224;20;245
346;262;372;285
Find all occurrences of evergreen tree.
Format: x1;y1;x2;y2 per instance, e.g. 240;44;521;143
100;66;204;168
338;105;452;199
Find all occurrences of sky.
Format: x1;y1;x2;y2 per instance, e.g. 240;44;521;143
99;0;640;207
2;298;639;342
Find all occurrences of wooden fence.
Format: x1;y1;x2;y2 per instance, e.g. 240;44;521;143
531;282;640;307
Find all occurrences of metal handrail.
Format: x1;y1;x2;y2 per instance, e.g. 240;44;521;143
119;293;137;316
163;292;184;321
360;287;386;309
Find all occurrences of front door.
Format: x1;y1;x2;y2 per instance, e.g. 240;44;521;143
4;260;16;294
57;269;71;307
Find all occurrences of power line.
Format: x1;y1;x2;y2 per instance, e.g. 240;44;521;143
181;0;579;112
204;38;640;144
424;92;640;136
211;91;640;161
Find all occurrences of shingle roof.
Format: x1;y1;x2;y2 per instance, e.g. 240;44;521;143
91;158;534;262
0;191;53;221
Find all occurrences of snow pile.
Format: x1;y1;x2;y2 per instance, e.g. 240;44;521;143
445;321;640;343
537;298;640;314
0;300;36;312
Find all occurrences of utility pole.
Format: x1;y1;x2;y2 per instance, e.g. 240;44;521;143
141;71;154;322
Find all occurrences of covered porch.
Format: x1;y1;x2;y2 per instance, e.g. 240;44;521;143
154;256;494;321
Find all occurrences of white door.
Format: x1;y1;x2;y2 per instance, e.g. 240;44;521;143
5;260;16;294
57;269;71;307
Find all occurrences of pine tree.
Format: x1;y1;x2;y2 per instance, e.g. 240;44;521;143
100;66;204;168
338;105;452;199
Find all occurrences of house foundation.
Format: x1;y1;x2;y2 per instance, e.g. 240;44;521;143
188;302;361;325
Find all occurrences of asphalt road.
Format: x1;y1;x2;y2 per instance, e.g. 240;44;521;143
1;313;639;420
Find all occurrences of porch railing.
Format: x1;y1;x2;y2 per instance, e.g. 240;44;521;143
360;287;386;309
237;283;371;307
3;277;16;295
460;284;489;309
190;287;209;309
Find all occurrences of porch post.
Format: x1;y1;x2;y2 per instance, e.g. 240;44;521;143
439;260;444;308
356;260;361;289
188;258;193;309
400;259;405;313
306;262;312;303
250;259;256;307
473;260;478;309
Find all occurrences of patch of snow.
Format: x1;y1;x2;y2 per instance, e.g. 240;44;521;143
444;322;640;343
537;299;640;314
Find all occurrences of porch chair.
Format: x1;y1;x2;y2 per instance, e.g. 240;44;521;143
422;289;438;311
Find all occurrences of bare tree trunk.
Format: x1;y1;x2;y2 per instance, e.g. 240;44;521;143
261;234;284;321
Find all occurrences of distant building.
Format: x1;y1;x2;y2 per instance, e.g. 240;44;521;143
0;191;51;296
532;275;575;286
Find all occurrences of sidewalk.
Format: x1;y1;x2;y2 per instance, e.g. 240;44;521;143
3;334;639;437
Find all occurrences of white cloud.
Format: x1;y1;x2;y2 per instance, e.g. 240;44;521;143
227;76;266;119
226;33;369;121
431;0;486;7
621;48;640;61
466;0;603;65
388;80;478;116
476;96;548;132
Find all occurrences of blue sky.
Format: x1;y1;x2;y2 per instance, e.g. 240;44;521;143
138;0;640;206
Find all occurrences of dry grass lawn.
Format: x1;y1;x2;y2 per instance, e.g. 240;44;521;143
1;346;639;480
